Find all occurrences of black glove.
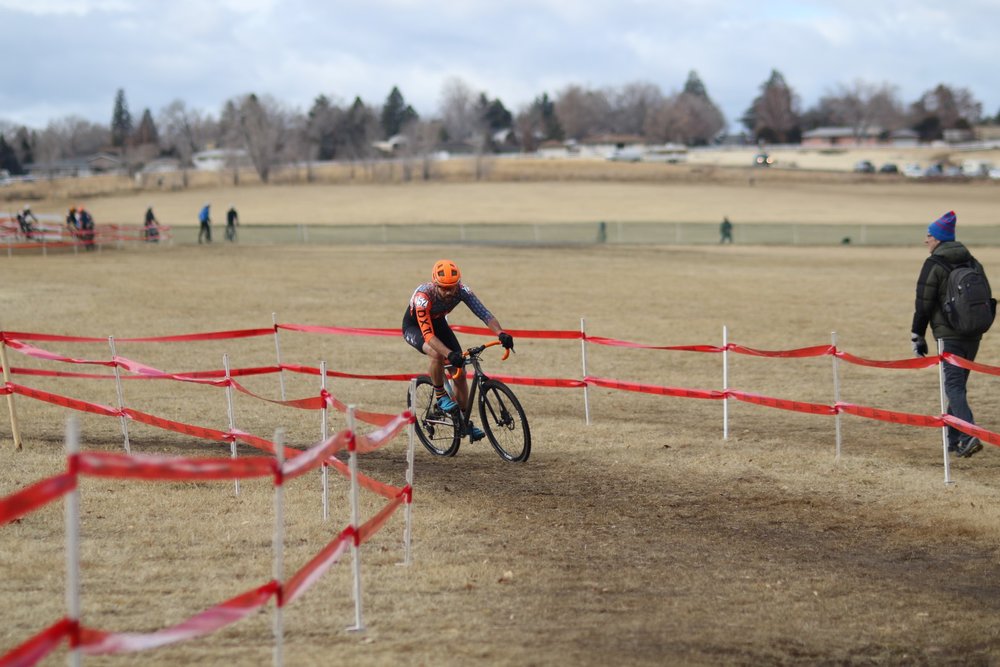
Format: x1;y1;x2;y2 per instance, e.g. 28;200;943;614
911;332;928;357
498;331;514;350
447;350;464;368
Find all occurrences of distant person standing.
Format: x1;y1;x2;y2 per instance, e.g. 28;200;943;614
144;205;160;243
910;210;995;459
198;203;212;244
719;216;733;244
225;203;239;242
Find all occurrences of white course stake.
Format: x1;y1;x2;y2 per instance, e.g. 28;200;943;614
832;332;843;461
272;429;286;667
580;318;591;425
402;380;416;566
346;406;365;632
722;326;730;441
937;339;953;485
108;336;131;454
272;313;287;401
65;417;82;667
224;354;239;496
320;360;330;521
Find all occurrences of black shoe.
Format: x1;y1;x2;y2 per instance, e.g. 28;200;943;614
957;437;983;458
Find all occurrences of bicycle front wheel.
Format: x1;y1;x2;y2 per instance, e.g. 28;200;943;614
409;376;461;457
478;379;531;462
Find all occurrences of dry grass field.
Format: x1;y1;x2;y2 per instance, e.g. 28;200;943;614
3;176;1000;665
5;146;999;230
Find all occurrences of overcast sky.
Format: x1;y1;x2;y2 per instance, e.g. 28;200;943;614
2;0;997;133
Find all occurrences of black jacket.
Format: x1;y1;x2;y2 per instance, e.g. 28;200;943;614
911;241;982;340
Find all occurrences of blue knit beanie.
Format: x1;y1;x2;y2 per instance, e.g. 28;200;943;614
928;210;956;242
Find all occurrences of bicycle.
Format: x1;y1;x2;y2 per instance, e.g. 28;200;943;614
408;340;531;462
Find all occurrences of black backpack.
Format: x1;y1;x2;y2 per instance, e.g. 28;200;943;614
931;256;997;336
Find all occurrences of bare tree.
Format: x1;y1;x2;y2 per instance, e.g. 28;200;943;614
645;93;725;145
555;85;612;139
401;118;443;180
607;81;664;136
438;77;482;143
910;83;983;140
232;93;290;183
158;99;214;186
742;69;801;143
644;72;725;145
805;80;904;138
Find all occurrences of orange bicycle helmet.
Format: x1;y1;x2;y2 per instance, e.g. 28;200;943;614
431;259;461;287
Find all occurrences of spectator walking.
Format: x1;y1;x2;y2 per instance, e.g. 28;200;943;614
198;203;212;244
225;203;239;242
144;205;160;243
910;210;994;458
719;216;733;244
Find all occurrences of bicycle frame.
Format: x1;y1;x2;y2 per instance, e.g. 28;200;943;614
445;342;505;432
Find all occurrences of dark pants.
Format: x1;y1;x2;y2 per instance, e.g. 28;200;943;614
942;337;979;448
199;222;211;243
402;311;460;355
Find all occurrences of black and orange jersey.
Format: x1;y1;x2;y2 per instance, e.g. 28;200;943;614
407;282;494;343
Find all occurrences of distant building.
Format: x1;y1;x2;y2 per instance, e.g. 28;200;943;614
536;140;573;159
26;152;123;178
801;126;925;148
801;126;884;148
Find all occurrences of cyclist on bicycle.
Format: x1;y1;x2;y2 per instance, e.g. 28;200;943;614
403;259;515;441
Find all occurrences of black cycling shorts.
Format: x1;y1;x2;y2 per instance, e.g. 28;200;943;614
402;310;460;354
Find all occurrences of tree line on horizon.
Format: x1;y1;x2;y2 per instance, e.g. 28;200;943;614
0;69;993;184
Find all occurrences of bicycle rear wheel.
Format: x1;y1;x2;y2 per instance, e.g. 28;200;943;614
478;379;530;462
409;376;461;457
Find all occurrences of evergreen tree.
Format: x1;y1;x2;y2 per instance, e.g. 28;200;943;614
682;71;708;98
342;96;378;159
15;127;33;166
133;108;159;146
0;134;23;175
306;94;338;160
479;94;513;131
380;86;418;138
110;88;133;149
537;93;563;141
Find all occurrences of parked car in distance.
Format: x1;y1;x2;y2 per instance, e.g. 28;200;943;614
903;163;924;178
853;160;876;173
753;153;773;167
989;167;1000;180
878;163;899;174
607;148;642;162
961;160;992;177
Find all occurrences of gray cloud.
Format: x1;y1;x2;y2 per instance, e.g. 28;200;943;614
1;0;996;130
